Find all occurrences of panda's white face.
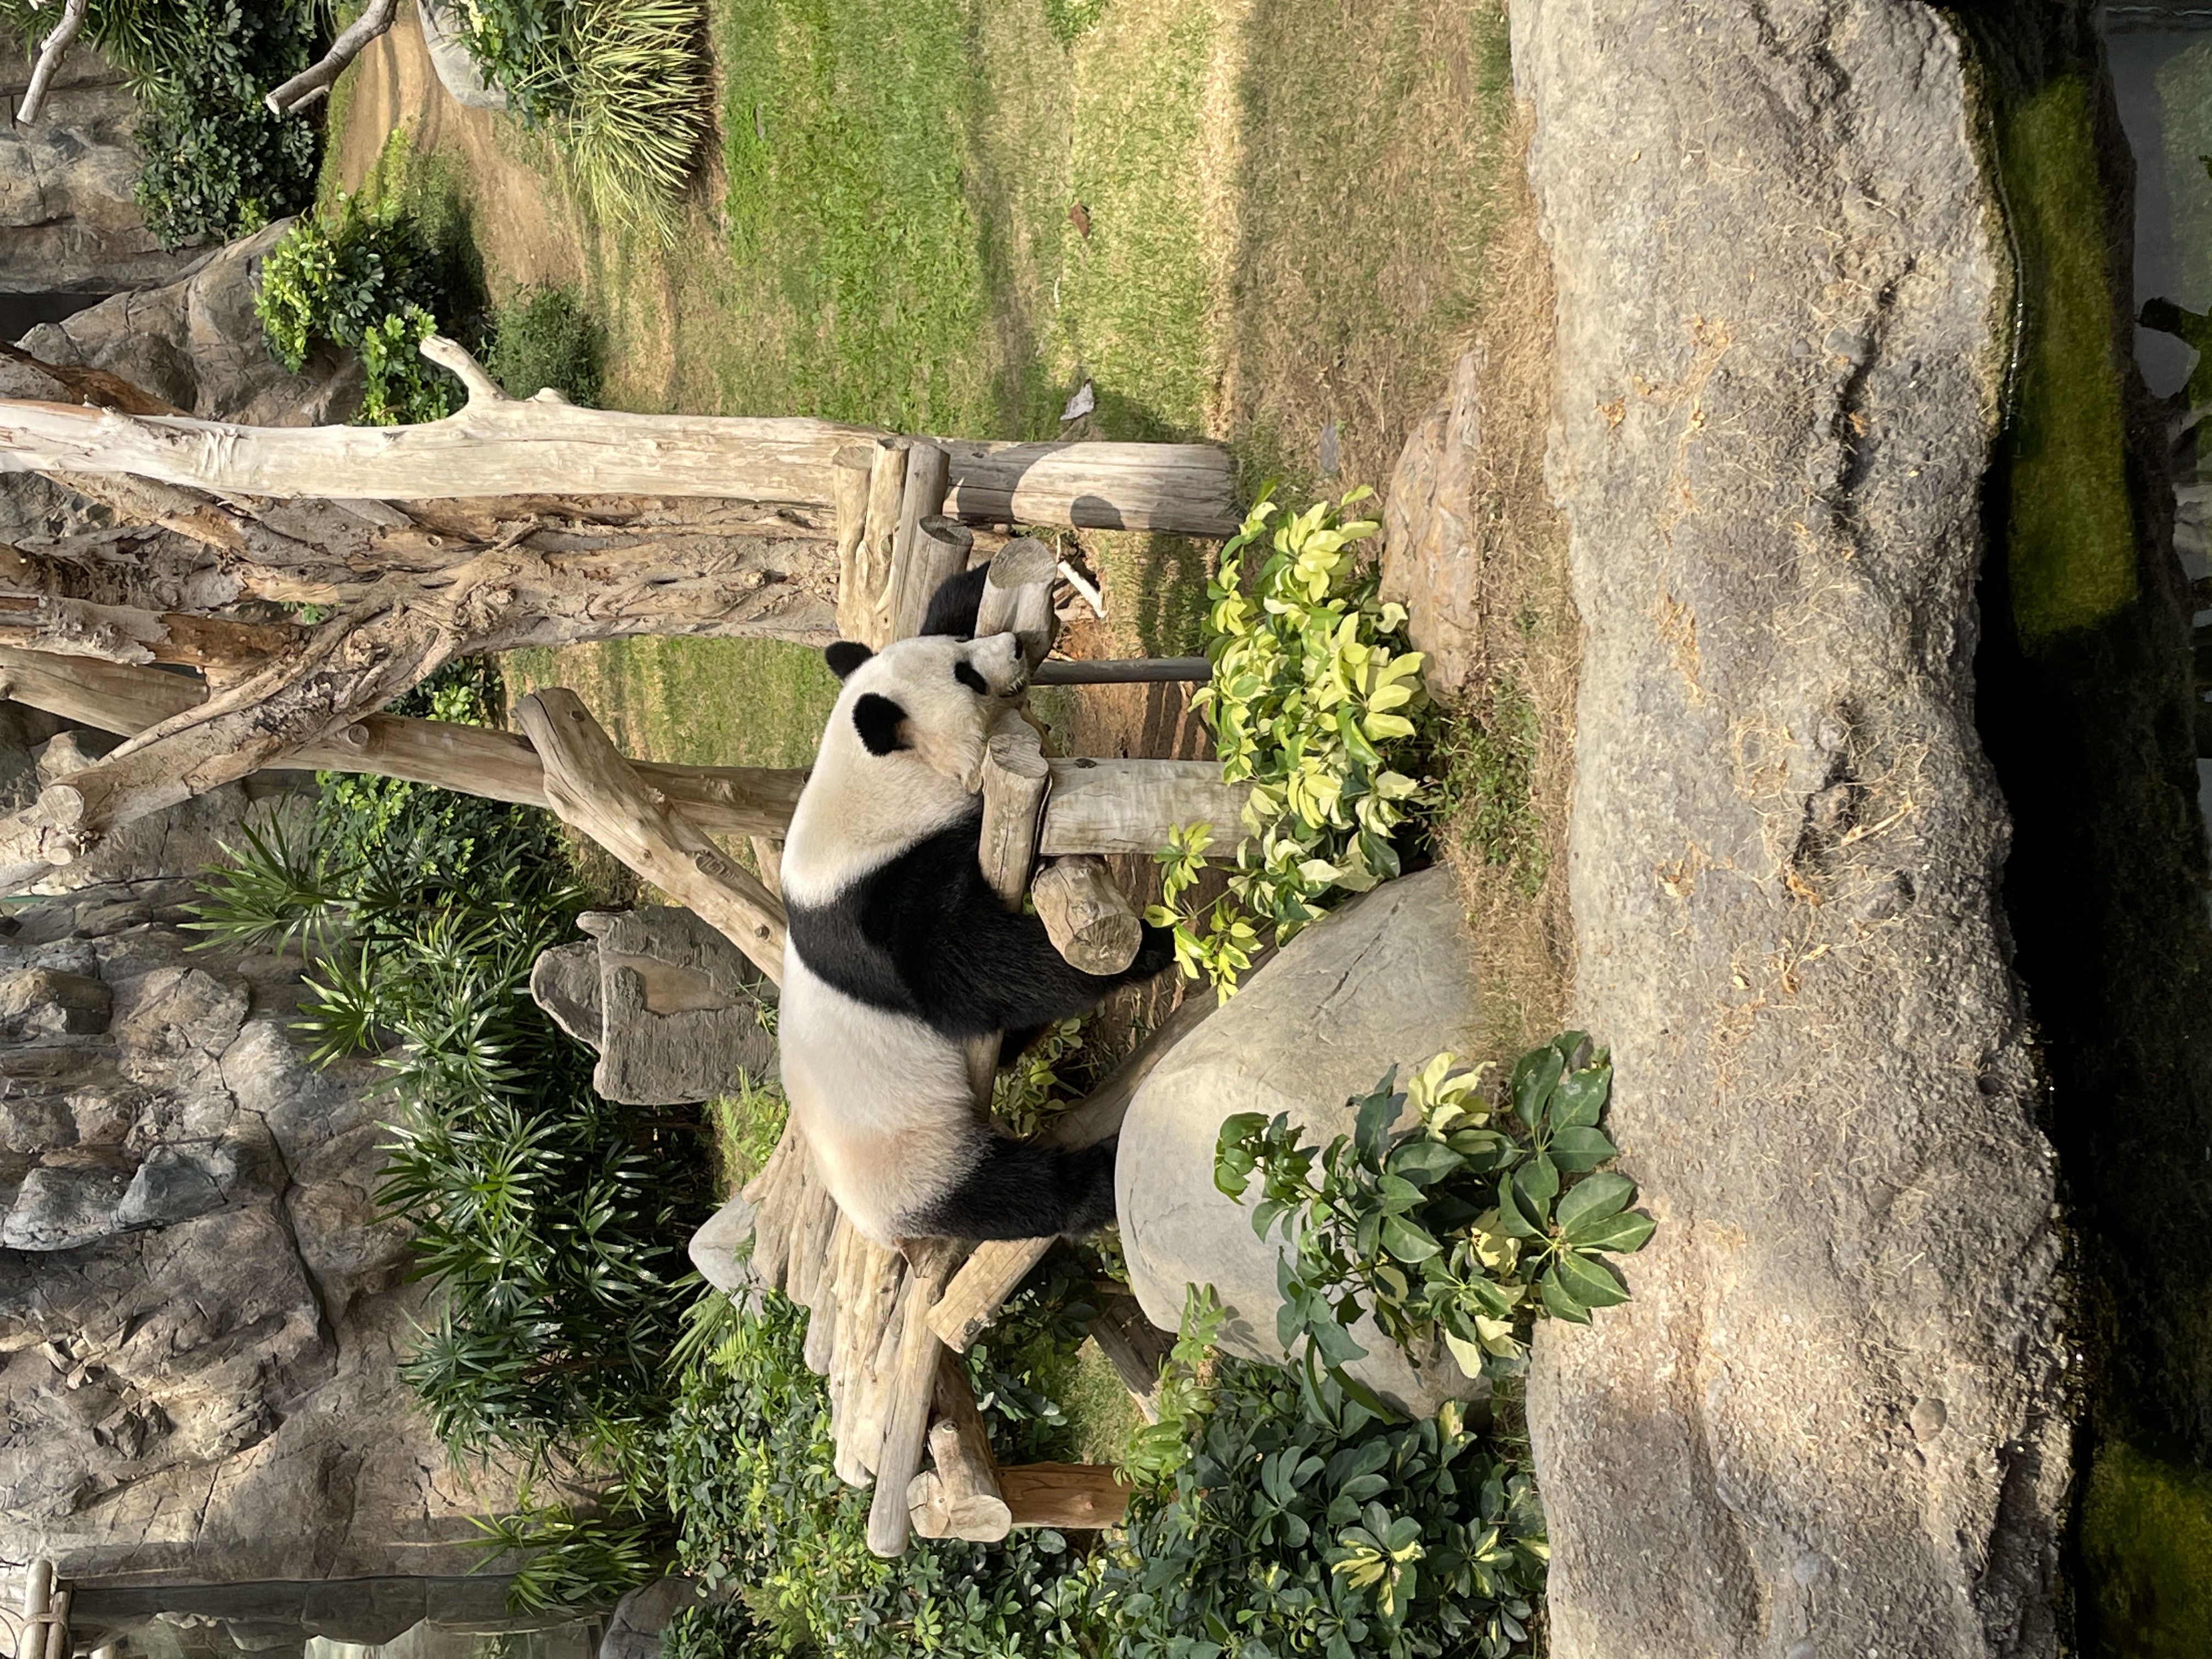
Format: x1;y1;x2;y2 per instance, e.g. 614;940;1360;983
780;631;1027;903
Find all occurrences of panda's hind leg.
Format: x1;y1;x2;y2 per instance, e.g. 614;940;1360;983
906;1135;1119;1241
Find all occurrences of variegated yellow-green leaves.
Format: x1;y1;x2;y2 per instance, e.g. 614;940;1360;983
1214;1036;1655;1405
1149;486;1433;998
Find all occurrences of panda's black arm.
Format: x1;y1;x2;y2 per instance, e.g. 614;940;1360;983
920;563;991;638
857;826;1174;1036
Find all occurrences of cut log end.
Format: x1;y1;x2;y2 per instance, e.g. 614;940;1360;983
1031;856;1142;974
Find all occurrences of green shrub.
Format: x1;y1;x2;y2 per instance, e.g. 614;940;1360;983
1101;1301;1546;1659
255;193;462;425
664;1294;1099;1656
0;0;325;246
1153;487;1434;997
488;285;606;404
190;660;712;1488
1217;1038;1654;1392
445;0;710;233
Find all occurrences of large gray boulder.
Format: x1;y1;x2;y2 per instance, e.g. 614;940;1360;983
1115;867;1487;1418
1513;2;2066;1654
419;1;511;110
18;220;361;427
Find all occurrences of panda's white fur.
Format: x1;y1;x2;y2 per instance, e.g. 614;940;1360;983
777;631;1026;1244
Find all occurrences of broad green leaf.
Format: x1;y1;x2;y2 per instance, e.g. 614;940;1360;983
1386;1138;1464;1186
1554;1172;1635;1235
1550;1063;1612;1129
1553;1248;1631;1308
1376;1174;1423;1214
1494;1178;1541;1239
1311;1314;1369;1366
1511;1047;1564;1128
1538;1266;1591;1324
1548;1125;1619;1171
1379;1215;1441;1263
1570;1210;1657;1254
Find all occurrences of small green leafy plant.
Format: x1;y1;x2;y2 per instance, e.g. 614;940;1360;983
255;193;460;425
487;284;606;404
1103;1289;1546;1659
1216;1037;1654;1395
1152;487;1432;997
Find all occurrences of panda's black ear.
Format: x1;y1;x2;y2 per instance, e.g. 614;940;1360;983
852;692;911;756
825;641;873;680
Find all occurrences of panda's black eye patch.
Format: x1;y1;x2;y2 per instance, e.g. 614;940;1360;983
953;661;989;695
853;692;911;756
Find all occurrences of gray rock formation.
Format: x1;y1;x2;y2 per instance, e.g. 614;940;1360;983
596;1576;703;1659
18;219;362;427
1115;868;1488;1419
0;33;210;295
419;2;510;110
1380;351;1482;698
1513;3;2066;1654
0;874;513;1582
530;907;775;1106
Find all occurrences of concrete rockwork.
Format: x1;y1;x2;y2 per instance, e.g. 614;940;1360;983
1513;2;2067;1655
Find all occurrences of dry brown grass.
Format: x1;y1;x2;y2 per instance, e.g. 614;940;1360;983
1429;108;1581;1066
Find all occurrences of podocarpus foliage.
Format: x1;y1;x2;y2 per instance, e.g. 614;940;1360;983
1152;486;1432;997
189;664;708;1564
1216;1037;1654;1396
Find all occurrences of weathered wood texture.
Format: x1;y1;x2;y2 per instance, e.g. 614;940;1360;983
1090;1295;1173;1423
906;1351;1012;1541
997;1464;1131;1530
2;385;1238;533
1037;758;1248;855
885;445;955;643
866;1239;964;1558
974;538;1059;669
1032;856;1143;974
516;689;788;983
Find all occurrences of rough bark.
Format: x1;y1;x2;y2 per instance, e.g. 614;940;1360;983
866;1239;963;1558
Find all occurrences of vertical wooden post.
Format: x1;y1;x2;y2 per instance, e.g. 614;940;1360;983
831;444;876;644
860;438;911;647
867;1238;964;1557
887;441;953;641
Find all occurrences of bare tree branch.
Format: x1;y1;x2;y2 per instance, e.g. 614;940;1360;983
263;0;397;116
0;594;297;680
15;0;88;125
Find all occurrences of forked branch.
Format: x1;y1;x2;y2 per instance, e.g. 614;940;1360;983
15;0;88;125
263;0;397;115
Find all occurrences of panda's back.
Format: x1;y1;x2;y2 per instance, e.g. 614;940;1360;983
785;810;986;1024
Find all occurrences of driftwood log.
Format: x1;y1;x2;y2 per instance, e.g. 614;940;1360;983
996;1464;1131;1530
906;1352;1013;1542
1032;856;1143;974
0;374;1240;533
516;689;787;982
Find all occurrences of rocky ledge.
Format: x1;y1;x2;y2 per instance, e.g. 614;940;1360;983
1515;2;2067;1654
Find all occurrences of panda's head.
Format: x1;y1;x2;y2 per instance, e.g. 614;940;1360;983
820;630;1027;787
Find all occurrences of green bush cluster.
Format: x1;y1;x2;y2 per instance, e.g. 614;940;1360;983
190;661;712;1520
1154;487;1434;998
1217;1038;1655;1392
443;0;710;232
1099;1292;1547;1659
255;193;461;425
0;0;325;246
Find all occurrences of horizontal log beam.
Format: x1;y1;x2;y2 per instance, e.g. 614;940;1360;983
2;380;1239;536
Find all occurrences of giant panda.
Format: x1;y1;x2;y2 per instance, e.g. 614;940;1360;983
776;567;1177;1245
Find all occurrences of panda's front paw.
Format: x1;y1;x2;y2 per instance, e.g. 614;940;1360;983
1127;922;1178;980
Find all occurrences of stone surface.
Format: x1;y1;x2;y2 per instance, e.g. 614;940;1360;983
0;967;113;1036
18;220;362;426
0;34;211;294
418;1;511;110
0;877;517;1582
1513;3;2067;1654
529;907;776;1105
687;1193;758;1297
1380;349;1483;698
1116;867;1488;1418
596;1577;703;1659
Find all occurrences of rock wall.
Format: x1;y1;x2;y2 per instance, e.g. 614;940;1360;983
1513;3;2069;1655
0;850;506;1584
0;32;210;295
